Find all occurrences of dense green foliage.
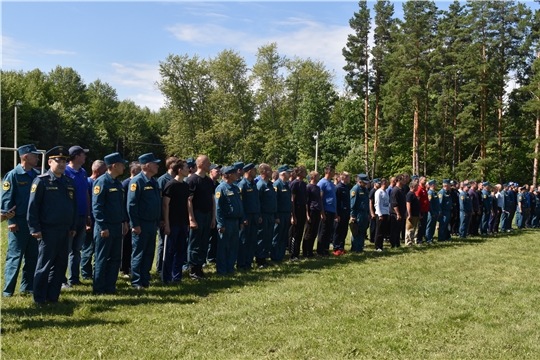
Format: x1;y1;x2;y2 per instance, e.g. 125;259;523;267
1;1;539;184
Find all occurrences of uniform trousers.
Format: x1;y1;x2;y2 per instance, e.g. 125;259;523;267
3;216;38;296
256;213;275;260
272;212;290;262
67;215;86;284
81;228;94;279
439;210;451;241
515;210;528;229
369;217;376;244
217;219;240;274
207;227;219;263
333;210;349;252
351;212;369;252
93;223;122;294
481;211;491;235
374;215;390;250
459;212;471;238
162;225;188;282
290;206;306;258
303;209;320;257
317;211;335;255
33;226;70;304
425;212;438;243
131;220;158;287
500;211;509;232
238;213;259;268
187;211;212;267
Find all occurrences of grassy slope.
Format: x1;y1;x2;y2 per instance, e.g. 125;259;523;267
1;221;539;359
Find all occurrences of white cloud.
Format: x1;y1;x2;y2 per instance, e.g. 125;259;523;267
1;36;24;66
43;49;76;55
107;62;164;111
166;19;352;76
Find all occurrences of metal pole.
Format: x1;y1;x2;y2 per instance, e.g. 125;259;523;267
14;105;18;168
314;131;319;173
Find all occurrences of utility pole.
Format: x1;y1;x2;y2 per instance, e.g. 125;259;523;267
313;131;319;173
13;101;21;168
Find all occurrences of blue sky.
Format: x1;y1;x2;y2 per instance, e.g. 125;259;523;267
2;1;539;111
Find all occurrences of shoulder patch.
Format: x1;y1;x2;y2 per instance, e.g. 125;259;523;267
438;194;442;198
460;196;464;200
216;191;221;199
31;184;37;193
428;195;432;200
351;191;356;197
274;187;278;192
238;187;242;193
94;185;101;195
2;181;10;191
130;183;137;192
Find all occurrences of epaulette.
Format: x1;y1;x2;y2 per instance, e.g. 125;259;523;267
38;174;49;178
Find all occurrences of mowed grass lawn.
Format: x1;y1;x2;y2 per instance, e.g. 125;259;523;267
1;221;540;359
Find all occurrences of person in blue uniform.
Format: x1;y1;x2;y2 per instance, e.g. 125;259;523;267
467;181;480;236
438;179;453;241
515;186;529;229
92;153;129;295
237;163;261;270
28;146;78;306
233;162;245;185
120;161;141;277
499;184;511;232
458;182;472;239
272;165;293;262
507;183;517;231
2;144;41;297
215;166;245;274
156;156;179;274
350;174;370;252
333;172;351;255
207;164;222;264
425;180;440;244
255;163;277;268
127;153;161;290
480;182;493;236
534;187;540;228
63;145;90;288
317;165;337;256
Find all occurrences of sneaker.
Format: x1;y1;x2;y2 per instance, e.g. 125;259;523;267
61;283;72;290
333;250;342;256
376;248;383;252
340;249;347;255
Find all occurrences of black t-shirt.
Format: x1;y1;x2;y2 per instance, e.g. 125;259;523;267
369;188;377;211
306;183;322;211
390;186;406;216
163;179;189;226
406;191;420;217
290;179;307;206
186;173;214;213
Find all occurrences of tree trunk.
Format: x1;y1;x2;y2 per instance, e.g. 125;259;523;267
365;52;370;176
373;82;380;179
534;113;539;188
413;98;419;176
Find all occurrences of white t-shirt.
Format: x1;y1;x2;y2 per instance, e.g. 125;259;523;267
375;188;390;216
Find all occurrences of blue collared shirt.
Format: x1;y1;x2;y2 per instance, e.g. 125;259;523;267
65;165;89;216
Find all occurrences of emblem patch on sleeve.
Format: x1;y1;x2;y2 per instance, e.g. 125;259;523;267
130;183;137;192
94;186;101;195
351;191;356;197
69;191;74;199
2;181;10;191
31;184;37;193
216;191;221;199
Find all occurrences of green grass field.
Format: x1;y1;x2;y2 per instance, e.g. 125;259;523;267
1;222;540;359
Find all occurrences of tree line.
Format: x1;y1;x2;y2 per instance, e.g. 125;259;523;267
1;0;539;185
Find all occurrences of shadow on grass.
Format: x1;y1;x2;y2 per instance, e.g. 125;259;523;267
1;228;534;332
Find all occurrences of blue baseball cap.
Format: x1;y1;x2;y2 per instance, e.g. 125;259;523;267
18;144;41;156
138;153;161;165
373;178;381;184
187;157;196;168
234;162;245;170
210;164;222;171
442;179;450;184
411;175;419;180
243;163;258;172
278;164;293;173
221;165;236;175
104;152;128;166
428;180;437;186
482;182;491;187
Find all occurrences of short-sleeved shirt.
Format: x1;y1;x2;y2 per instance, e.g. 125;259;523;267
317;178;336;213
415;186;430;213
406;191;420;217
186;173;214;213
390;186;406;217
163;179;189;226
306;183;322;211
290;179;307;207
65;165;89;216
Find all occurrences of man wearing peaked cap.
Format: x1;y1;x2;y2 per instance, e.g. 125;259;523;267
215;166;245;274
186;158;196;177
350;174;370;252
127;153;161;290
237;163;261;269
28;146;78;306
2;144;41;297
92;153;129;295
207;164;222;264
438;179;453;242
515;186;529;229
234;162;245;184
271;165;293;262
425;180;440;244
480;181;493;235
255;163;277;268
